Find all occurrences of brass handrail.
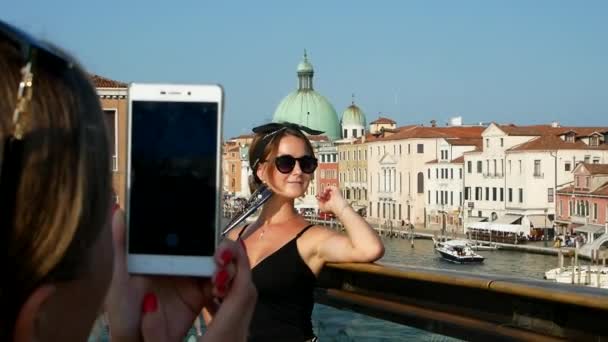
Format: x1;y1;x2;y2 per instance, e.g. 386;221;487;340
315;263;608;341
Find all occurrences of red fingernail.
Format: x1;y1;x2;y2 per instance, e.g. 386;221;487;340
215;269;229;287
220;249;233;265
142;292;158;314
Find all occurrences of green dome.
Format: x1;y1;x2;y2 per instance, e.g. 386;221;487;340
341;103;366;127
273;90;341;140
272;52;341;140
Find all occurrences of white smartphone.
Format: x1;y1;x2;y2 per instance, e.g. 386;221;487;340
126;83;223;276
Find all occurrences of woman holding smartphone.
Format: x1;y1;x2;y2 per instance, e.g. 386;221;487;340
0;20;255;342
220;122;385;341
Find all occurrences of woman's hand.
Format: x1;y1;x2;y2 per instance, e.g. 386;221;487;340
105;211;256;342
316;186;349;216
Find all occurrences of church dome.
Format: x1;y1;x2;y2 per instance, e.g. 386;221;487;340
341;101;366;127
272;52;340;140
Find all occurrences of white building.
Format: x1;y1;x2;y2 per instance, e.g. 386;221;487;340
367;125;484;228
463;123;608;236
425;138;481;232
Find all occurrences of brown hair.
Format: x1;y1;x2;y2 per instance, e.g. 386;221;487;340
248;127;315;192
0;39;111;337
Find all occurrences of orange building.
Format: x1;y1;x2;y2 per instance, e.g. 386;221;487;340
92;74;128;208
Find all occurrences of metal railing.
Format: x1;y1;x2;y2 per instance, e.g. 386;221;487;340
315;263;608;341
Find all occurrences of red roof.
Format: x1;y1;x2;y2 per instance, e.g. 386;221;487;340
595;182;608;196
451;156;465;164
370;117;396;125
583;163;608;175
445;138;482;147
558;182;608;197
376;126;484;142
90;74;127;88
509;135;608;152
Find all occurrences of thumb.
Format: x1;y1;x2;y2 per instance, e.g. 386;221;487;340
141;292;168;342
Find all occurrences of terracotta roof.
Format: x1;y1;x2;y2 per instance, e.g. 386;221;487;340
377;126;484;142
370;117;396;125
445;138;482;147
559;128;608;137
508;135;608;152
451;156;465;164
584;163;608;175
594;182;608;196
426;159;438;164
90;74;127;88
229;133;255;140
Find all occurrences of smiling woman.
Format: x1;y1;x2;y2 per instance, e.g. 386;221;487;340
211;121;384;342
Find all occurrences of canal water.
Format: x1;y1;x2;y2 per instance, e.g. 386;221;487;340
89;233;568;341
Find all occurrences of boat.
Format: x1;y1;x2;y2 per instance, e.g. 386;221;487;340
434;239;485;263
469;242;499;251
544;265;608;280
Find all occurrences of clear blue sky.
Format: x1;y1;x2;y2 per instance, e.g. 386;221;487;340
4;1;607;138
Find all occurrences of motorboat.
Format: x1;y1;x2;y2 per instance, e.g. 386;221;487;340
434;239;485;263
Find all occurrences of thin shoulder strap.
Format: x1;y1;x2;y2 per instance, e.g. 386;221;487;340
295;224;315;239
237;224;250;239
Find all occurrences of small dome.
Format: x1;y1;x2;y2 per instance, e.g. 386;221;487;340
341;103;366;127
273;90;341;140
297;51;314;73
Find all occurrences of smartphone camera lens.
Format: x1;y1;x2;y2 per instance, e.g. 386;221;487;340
187;91;191;96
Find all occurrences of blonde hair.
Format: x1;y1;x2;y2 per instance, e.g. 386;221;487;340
0;39;111;337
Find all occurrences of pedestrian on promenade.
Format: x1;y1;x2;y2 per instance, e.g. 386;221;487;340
0;20;256;342
216;122;384;341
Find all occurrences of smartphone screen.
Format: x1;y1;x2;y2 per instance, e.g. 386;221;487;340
129;100;218;256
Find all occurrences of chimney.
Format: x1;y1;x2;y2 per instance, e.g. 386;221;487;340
430;119;437;128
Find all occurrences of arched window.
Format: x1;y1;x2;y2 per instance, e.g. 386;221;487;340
417;172;424;193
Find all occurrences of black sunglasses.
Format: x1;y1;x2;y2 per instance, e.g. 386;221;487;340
273;155;318;174
1;21;75;283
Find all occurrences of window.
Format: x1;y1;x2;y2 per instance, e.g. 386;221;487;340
231;178;235;188
518;188;523;203
417;172;424;193
450;191;453;206
486;138;489;148
566;133;575;142
493;160;497;175
408;144;411;154
477;161;482;173
590;136;599;146
428;191;431;204
508;188;513;202
565;162;571;171
585;155;590;164
518;160;522;174
500;138;504;147
417;144;424;153
352;129;357;138
231;164;235;173
436;168;439;179
465;187;471;200
450;169;453;179
103;109;118;171
486;160;489;174
475;187;482;200
508;160;512;174
548;188;554;203
467;161;472;173
343;129;347;138
399;144;402;155
594;203;598;220
492;188;497;201
436;191;439;204
500;188;504;201
534;160;541;177
485;187;489;201
459;169;462;179
593;157;600;164
428;169;431;179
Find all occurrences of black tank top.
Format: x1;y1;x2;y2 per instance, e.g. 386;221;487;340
238;224;317;342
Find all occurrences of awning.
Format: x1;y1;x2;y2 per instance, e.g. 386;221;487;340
528;215;553;229
466;217;488;223
493;214;522;224
466;222;529;234
574;224;605;235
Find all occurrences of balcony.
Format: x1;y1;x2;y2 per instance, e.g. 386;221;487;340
483;172;504;179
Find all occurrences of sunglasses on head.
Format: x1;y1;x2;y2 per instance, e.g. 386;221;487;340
273;155;318;174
